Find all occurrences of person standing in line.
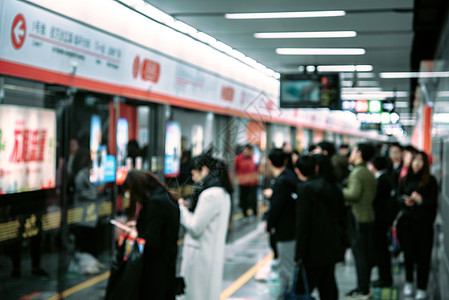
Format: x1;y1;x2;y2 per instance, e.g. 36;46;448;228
397;151;438;299
234;144;259;218
343;143;377;299
178;154;233;300
370;155;395;288
266;149;298;299
122;170;180;300
294;155;345;300
399;145;418;180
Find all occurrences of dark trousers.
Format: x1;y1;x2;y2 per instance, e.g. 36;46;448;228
296;264;338;300
351;221;374;291
239;185;257;217
398;221;433;290
9;234;42;270
373;222;393;284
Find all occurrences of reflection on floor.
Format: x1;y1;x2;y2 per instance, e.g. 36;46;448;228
0;216;442;300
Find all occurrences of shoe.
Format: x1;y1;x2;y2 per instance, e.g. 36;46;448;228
371;279;393;288
403;282;414;296
415;290;427;299
10;268;21;278
345;288;371;299
32;267;50;278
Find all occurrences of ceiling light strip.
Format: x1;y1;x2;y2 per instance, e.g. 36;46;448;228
254;31;356;38
316;65;373;72
380;71;449;78
225;10;346;19
116;0;280;79
277;48;366;55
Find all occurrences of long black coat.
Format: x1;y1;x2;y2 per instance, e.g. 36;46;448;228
295;177;345;267
137;186;180;300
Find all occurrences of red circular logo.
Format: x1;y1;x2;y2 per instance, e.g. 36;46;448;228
132;56;140;79
11;14;26;50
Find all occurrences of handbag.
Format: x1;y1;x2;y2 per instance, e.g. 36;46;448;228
105;236;144;300
283;265;316;300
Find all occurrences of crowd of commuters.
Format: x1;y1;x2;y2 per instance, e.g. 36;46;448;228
98;139;438;300
264;141;438;300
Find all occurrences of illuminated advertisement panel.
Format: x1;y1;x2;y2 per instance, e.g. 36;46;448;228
116;118;129;185
164;122;181;177
0;105;56;194
90;115;115;184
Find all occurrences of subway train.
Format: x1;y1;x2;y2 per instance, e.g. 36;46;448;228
1;0;449;299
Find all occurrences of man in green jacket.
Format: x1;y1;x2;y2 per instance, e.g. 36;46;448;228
343;143;377;299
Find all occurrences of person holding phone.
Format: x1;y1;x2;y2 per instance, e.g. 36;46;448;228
396;151;438;299
177;153;233;300
122;170;180;300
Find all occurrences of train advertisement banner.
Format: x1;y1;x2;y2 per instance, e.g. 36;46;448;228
0;105;56;194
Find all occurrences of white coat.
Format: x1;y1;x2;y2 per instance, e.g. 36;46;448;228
178;186;231;300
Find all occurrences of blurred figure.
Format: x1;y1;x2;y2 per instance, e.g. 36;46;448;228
294;155;344;300
67;138;80;177
399;145;418;180
315;141;336;157
178;153;233;300
370;155;394;288
333;144;350;185
266;149;298;299
343;143;377;298
397;152;438;299
126;139;141;168
234;144;259;217
388;142;403;188
178;136;193;186
308;144;317;154
71;148;99;255
123;170;180;300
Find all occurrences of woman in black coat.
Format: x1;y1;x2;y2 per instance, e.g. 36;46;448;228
123;170;180;300
294;155;345;300
397;151;438;299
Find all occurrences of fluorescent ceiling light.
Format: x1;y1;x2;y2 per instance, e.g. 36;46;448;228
214;41;233;53
317;65;372;72
437;91;449;98
196;32;216;45
342;80;380;87
395;102;409;108
171;21;197;36
254;31;356;39
342;87;382;92
225;10;346;19
342;91;409;100
230;50;246;60
380;71;449;78
341;73;376;79
276;48;365;55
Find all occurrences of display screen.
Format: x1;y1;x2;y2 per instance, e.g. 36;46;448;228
280;73;341;109
90;116;115;184
116;118;129;185
0;105;56;194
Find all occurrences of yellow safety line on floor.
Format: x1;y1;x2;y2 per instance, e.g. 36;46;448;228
219;252;274;300
46;271;110;300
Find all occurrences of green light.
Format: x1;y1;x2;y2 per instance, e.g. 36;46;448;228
369;100;381;113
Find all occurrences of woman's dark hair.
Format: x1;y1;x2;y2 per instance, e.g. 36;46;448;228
403;151;430;188
72;148;91;177
192;153;234;195
314;154;337;183
123;170;177;219
317;141;336;157
295;155;315;178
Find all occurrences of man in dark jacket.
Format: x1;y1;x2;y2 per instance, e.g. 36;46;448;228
371;155;395;287
266;149;298;299
294;154;344;300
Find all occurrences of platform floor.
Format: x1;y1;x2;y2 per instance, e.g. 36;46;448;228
0;216;441;300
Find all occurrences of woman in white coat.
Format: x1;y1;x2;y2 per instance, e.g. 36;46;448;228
178;153;233;300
